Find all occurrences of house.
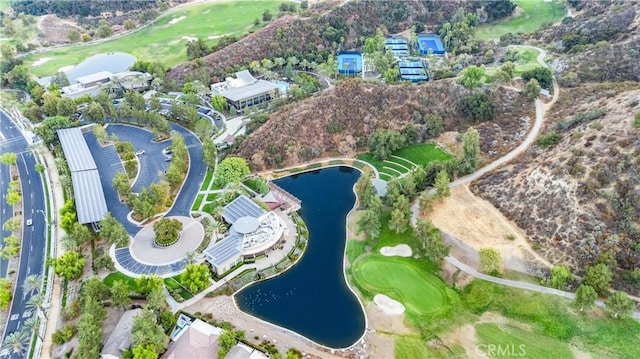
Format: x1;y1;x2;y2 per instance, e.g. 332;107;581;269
162;313;223;359
100;308;143;359
211;70;279;111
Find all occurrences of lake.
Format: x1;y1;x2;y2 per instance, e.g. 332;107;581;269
235;166;366;348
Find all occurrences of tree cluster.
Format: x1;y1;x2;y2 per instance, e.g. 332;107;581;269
153;218;183;246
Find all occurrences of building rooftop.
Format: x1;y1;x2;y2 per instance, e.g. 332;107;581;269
218;80;279;102
204;232;243;267
76;70;113;85
101;308;143;359
71;170;108;224
222;195;267;224
57;128;97;172
162;315;223;359
232;216;260;234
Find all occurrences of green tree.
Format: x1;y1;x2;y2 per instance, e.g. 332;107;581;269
34;116;73;146
459;65;484;89
0;235;20;259
3;217;20;232
34;163;45;174
203;138;217;169
83;101;105;123
523;78;541;102
6;190;21;207
383;179;403;206
180;264;211;293
132;344;157;359
479;248;503;276
434;169;451;199
550;265;572;289
215;157;250;187
418;191;435;215
0;278;12;310
131;309;168;353
67;28;80;43
56;97;77;117
70;222;93;246
100;212;129;247
75;313;102;358
262;9;273;22
52;251;85;281
158;310;177;334
521;67;553;89
24;315;42;342
111;280;132;311
195;118;213;140
218;330;238;358
26;292;48;320
458;127;480;175
81;276;110;302
96;22;113;38
136;275;164;295
356;210;381;240
112;171;131;197
1;330;29;357
354;172;377;209
458;92;495;122
147;285;166;311
415;218;449;262
0;152;17;165
124;19;136;31
368;129;406;161
583;263;612;295
211;95;226;112
153;218;183;245
388;195;411;233
605;291;634;319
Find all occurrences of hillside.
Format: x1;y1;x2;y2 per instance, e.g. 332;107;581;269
234;79;534;170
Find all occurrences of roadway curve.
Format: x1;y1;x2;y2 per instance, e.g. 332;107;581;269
0;109;47;359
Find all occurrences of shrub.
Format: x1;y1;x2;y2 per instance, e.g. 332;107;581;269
633;112;640;129
554;109;606;131
52;324;77;345
459;93;495;123
535;132;562;148
521;67;553;89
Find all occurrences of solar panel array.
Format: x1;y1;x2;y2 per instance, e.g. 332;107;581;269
222;195;266;224
204;233;244;267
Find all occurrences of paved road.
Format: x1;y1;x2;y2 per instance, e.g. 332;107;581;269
0;109;47;359
166;123;204;217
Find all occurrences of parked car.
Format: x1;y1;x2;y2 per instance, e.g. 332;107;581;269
135;150;145;156
26;219;32;226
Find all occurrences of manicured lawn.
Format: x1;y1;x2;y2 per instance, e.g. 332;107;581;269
192;193;205;211
206;193;218;202
350;255;452;317
394;143;453;166
25;1;286;76
485;46;542;81
475;323;573;358
164;277;195;300
395;337;433;358
475;0;567;42
200;168;214;191
103;272;140;293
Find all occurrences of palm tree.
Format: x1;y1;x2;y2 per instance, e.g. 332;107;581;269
26;293;48;320
24;316;43;342
2;330;30;358
22;274;42;295
185;250;197;265
206;220;228;241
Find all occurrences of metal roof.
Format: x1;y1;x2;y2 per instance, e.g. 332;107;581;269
76;71;113;85
57;128;97;172
222;195;266;223
220;80;279;102
235;70;258;84
232;216;260;234
71;170;108;224
204;233;243;267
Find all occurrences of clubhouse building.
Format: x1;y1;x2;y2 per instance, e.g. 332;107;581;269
210;70;280;112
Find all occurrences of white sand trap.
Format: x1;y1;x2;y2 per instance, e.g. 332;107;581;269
380;244;412;257
182;36;198;42
169;16;186;25
207;33;231;40
31;58;51;67
374;294;405;315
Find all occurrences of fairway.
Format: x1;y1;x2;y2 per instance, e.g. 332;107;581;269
475;323;573;358
475;0;567;42
350;255;451;317
25;0;285;77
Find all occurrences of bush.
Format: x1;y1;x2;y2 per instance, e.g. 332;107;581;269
458;93;495;123
554;109;606;131
52;324;77;345
633;112;640;129
521;67;553;89
535;132;562;148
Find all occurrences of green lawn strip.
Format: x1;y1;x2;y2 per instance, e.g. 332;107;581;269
475;323;573;358
381;161;408;174
386;156;416;170
200;168;214;191
395;336;433;358
378;173;392;181
346;240;367;266
393;143;453;167
192;193;205;211
475;0;567;42
25;1;284;76
103;272;141;293
206;193;218;202
164;276;195;300
350;254;452;317
243;178;267;194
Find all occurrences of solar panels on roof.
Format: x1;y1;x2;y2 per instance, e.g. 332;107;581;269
204;233;243;267
71;170;108;224
222;195;267;224
57;128;97;172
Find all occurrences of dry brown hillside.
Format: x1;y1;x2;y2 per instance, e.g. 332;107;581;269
235;79;534;170
472;83;640;293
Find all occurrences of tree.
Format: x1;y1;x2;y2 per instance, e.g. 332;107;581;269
111;280;132;311
6;190;21;207
153;218;183;245
215;157;250;187
186;37;209;60
34;116;73;146
0;152;17;165
356;210;381;240
0;235;20;259
459;65;484;89
136;275;164;295
56;97;77;117
479;248;503;276
83;101;105;123
26;293;48;320
24;316;42;342
458;127;480;175
203;138;217;169
523;78;541;102
485;0;517;21
218;330;238;358
67;28;81;43
180;264;211;293
389;195;411;233
34;163;45;174
419;191;435;215
583;263;612;295
521;67;553;89
368;129;406;161
1;330;29;357
147;285;166;311
131;309;168;353
459;93;495;122
96;22;113;38
262;10;273;22
605;291;634;319
22;274;42;295
434;169;451;199
124;19;136;31
100;212;129;247
195;118;213;140
354;172;377;209
550;265;572;289
112;171;131;197
3;217;20;232
0;278;12;310
76;313;102;358
70;222;93;246
81;276;110;302
52;251;85;281
211;94;226;112
415;218;449;262
132;344;157;359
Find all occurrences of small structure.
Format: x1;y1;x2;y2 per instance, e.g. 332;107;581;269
204;195;284;276
337;52;363;75
398;60;429;82
162;313;223;359
385;36;410;57
100;308;143;359
417;33;445;55
61;70;152;98
225;342;269;359
211;70;279;111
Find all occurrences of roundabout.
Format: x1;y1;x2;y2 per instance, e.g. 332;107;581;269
130;216;204;265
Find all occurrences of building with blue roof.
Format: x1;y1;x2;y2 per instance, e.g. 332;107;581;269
337;52;363;75
417;34;445;55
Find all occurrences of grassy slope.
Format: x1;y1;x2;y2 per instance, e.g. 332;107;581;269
485;47;542;80
475;323;573;358
103;272;140;292
475;0;567;41
357;143;453;179
25;0;284;76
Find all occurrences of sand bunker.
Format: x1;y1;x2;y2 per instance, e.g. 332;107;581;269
182;36;198;42
380;244;412;257
207;33;232;39
374;294;405;315
169;16;186;25
31;58;51;67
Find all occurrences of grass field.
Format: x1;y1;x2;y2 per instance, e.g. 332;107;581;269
164;276;194;300
485;46;542;81
25;1;285;77
103;271;140;292
358;143;453;180
200;168;214;191
475;0;567;42
475;323;573;358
